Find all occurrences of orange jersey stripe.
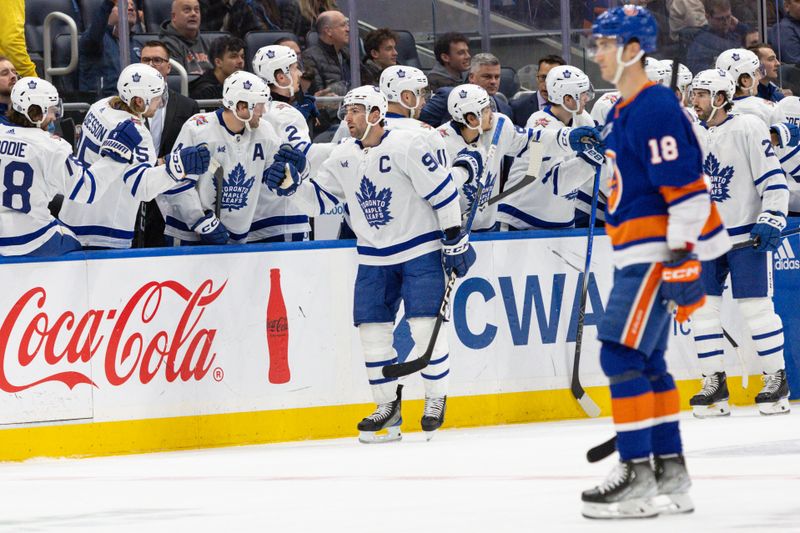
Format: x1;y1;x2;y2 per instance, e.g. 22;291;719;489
659;176;708;205
606;214;668;248
622;264;663;348
701;203;724;236
653;388;681;418
614;81;657;118
612;392;655;425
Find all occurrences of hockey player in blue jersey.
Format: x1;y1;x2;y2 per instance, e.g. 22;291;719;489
582;6;730;518
263;86;475;442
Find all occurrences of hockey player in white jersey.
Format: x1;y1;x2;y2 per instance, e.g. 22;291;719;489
250;45;334;242
659;60;693;107
0;77;131;256
59;64;210;249
690;68;791;416
716;48;775;126
160;71;281;245
767;96;800;214
498;65;602;230
264;86;473;442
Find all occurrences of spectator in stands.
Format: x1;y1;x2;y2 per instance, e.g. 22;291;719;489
427;33;471;92
419;52;512;127
510;54;565;128
0;57;18;126
750;42;786;101
190;36;245;99
79;0;142;98
224;0;292;39
276;36;302;60
361;28;398;86
668;0;706;41
771;0;800;64
686;0;751;74
135;40;199;247
284;0;339;47
160;0;213;75
199;0;228;31
0;0;37;77
302;10;351;95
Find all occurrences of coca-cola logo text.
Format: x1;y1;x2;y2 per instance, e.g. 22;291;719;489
267;317;288;335
0;279;227;392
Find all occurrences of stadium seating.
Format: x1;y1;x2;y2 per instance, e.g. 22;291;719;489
393;30;421;69
243;31;300;71
51;33;78;96
499;66;519;100
142;0;172;32
77;0;105;30
25;0;81;55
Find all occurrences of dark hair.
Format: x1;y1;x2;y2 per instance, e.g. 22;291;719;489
434;32;469;66
364;28;397;60
537;55;566;68
748;42;774;56
210;36;246;64
141;40;171;58
275;36;299;46
7;108;40;128
703;0;731;14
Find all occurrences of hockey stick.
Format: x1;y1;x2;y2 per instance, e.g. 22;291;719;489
570;163;603;418
211;158;223;218
383;117;507;379
722;328;748;389
483;139;544;209
730;226;800;251
587;435;616;463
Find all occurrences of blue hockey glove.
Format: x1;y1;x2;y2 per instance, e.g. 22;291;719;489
770;122;800;148
191;212;229;244
263;161;300;196
452;148;484;184
274;143;308;174
660;252;705;323
295;93;319;121
100;119;142;164
750;211;786;252
567;126;603;153
166;144;211;181
577;145;605;168
441;228;476;278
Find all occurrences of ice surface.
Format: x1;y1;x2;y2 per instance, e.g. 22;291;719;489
0;406;797;532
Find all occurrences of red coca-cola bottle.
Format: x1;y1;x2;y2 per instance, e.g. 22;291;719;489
266;268;290;384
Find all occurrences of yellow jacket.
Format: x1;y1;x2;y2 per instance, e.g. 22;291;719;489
0;0;38;77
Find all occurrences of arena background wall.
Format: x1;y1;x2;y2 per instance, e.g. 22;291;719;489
0;227;798;461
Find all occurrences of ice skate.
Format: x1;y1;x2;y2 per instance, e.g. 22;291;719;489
357;385;403;444
421;396;447;441
582;458;659;519
651;454;694;514
689;371;730;418
756;370;791;416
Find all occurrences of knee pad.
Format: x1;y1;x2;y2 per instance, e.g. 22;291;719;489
359;322;395;360
691;295;722;330
407;317;448;357
738;297;781;331
600;341;646;378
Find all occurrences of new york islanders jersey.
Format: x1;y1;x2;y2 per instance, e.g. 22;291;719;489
498;106;597;229
731;94;775;127
602;82;729;267
590;91;621;126
701;113;788;243
768;95;800;214
159;109;281;243
288;129;461;266
58;97;180;248
0;125;113;255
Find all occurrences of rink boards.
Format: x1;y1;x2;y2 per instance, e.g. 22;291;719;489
0;228;798;460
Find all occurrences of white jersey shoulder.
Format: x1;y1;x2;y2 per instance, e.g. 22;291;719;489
590;91;621;126
731;95;775;127
768;96;800;213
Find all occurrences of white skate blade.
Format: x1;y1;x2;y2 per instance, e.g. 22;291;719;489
424;430;437;442
757;398;791;416
358;425;402;444
651;493;694;515
691;401;730;418
582;498;659;519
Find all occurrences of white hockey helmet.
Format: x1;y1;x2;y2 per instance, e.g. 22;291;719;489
659;60;693;92
644;56;668;83
10;77;62;127
545;65;594;112
252;45;298;94
380;65;429;103
692;68;735;103
117;63;165;110
715;48;763;88
222;70;271;127
339;85;388;121
448;83;494;130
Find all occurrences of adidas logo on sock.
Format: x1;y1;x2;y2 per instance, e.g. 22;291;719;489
774;239;800;270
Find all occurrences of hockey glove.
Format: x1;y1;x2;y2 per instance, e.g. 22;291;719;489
770;122;800;148
577;145;605;168
441;228;476;278
100;119;142;164
750;210;786;252
191;212;230;245
263;161;300;196
274;143;308;174
452;148;484;184
661;252;705;323
567;126;603;153
166;144;211;181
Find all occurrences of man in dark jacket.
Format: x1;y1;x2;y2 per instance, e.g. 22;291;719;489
301;10;351;95
189;36;244;99
160;0;213;75
770;0;800;64
510;54;565;127
361;28;397;86
750;42;786;102
427;32;471;92
686;0;750;73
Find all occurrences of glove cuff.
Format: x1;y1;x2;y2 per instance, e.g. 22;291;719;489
100;139;134;163
191;213;220;235
166;150;185;182
771;123;791;148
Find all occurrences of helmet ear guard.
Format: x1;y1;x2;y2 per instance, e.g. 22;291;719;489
447;84;493;131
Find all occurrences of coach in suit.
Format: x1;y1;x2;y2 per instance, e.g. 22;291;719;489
509;55;565;128
135;40;200;247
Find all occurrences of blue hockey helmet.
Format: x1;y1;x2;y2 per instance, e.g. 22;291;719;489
592;5;658;53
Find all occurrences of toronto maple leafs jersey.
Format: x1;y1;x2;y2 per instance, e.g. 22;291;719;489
731;95;775;127
497;106;598;229
767;96;800;214
590;91;621;126
58;97;182;248
286;129;461;266
0;124;114;256
158;109;281;243
603;82;729;268
700;113;789;243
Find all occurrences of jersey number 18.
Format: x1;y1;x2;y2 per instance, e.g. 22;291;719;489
648;136;678;165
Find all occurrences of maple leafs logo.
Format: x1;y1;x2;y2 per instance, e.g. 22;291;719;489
355;176;393;228
703;153;733;203
219;163;255;211
563;189;579;201
462;171;496;211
